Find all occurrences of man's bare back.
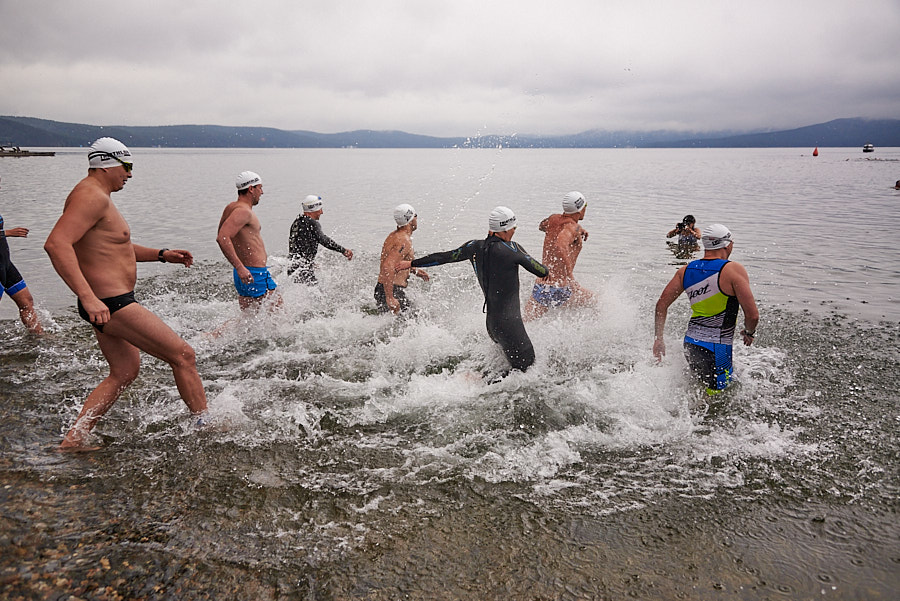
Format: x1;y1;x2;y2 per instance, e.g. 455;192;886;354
536;214;586;286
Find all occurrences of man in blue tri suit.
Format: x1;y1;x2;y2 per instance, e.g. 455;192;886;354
396;206;549;373
653;224;760;394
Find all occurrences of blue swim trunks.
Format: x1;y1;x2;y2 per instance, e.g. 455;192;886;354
531;283;572;308
233;266;277;298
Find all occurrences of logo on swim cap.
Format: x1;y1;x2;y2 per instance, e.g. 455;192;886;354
394;204;416;227
562;191;586;214
488;206;517;232
88;137;132;169
302;195;323;212
236;171;262;190
701;224;733;250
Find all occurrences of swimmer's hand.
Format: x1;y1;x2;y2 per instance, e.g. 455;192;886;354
344;249;354;260
4;226;29;238
80;295;110;326
395;260;412;273
237;266;254;284
414;269;429;282
387;297;401;314
652;338;666;362
164;249;195;268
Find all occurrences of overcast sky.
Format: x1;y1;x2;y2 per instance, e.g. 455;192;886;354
2;0;899;137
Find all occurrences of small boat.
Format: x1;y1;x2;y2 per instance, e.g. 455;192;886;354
863;143;875;153
0;146;56;157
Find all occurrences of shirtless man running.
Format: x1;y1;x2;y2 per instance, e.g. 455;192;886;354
524;191;594;320
216;171;281;311
375;204;429;314
44;138;208;450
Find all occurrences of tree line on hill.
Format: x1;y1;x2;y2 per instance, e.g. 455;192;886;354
2;116;898;149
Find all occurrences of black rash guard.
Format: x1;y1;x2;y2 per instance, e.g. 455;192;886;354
411;235;548;371
287;215;347;281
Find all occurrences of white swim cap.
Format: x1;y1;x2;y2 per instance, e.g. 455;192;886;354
88;137;132;169
303;195;323;212
235;171;262;190
562;191;586;214
488;206;517;232
393;204;416;227
701;224;733;250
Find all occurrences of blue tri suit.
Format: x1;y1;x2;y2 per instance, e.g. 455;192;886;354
681;258;740;393
411;235;549;372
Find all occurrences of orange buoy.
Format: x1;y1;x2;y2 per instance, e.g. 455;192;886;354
813;147;819;156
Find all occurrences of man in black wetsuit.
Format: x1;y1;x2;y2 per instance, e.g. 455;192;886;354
396;206;548;372
287;195;353;283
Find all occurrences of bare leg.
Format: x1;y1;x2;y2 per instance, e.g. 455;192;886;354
523;297;548;322
9;287;43;334
60;331;140;450
101;303;208;416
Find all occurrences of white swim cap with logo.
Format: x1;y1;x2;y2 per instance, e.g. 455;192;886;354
303;195;323;212
394;204;416;227
235;171;262;190
88;137;132;169
701;224;733;250
562;191;586;214
488;206;517;232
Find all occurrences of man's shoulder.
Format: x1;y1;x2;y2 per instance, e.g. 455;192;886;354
65;178;112;211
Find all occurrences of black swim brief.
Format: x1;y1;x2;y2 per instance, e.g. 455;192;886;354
373;282;411;313
77;291;138;332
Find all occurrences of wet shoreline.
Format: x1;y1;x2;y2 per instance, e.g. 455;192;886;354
3;466;897;600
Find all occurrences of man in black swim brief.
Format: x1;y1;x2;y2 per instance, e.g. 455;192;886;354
77;291;137;332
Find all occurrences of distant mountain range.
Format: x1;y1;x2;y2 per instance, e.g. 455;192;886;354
1;116;898;149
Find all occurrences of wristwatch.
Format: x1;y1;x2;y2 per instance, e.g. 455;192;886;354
158;248;169;263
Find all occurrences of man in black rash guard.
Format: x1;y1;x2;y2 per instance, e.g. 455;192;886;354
397;206;549;372
288;195;353;283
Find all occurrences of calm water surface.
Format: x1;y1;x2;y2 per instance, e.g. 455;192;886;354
1;148;898;599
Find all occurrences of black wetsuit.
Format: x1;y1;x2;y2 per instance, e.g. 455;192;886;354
411;235;548;371
0;214;26;299
287;215;347;283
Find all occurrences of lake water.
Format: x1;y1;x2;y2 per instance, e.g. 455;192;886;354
2;147;899;599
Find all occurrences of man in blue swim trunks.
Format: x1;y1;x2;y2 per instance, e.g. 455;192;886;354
45;138;209;450
217;171;282;311
524;191;595;320
0;177;43;334
653;224;760;394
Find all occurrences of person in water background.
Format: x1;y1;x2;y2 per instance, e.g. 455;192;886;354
653;223;760;395
524;190;594;321
216;171;282;311
287;194;353;284
0;176;43;334
375;203;429;314
666;214;701;245
43;138;208;450
398;206;548;374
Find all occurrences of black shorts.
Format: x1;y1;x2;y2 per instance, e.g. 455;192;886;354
77;291;138;333
373;283;410;313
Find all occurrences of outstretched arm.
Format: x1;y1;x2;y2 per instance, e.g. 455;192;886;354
1;226;29;238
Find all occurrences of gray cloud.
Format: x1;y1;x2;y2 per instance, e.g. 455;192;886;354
1;0;898;136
